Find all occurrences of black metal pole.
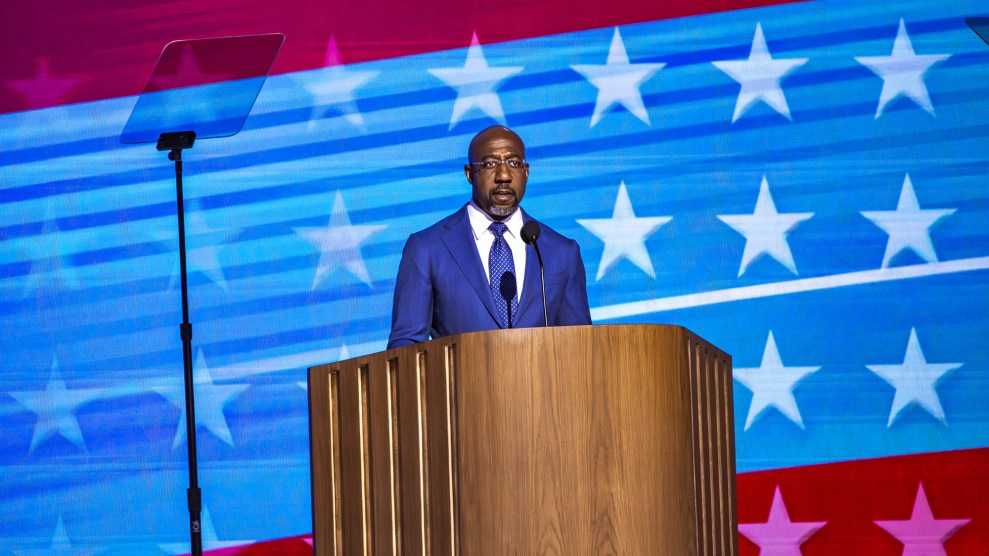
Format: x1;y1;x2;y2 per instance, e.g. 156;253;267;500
169;143;204;556
531;242;548;327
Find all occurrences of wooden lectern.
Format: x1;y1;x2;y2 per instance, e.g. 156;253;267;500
308;324;737;555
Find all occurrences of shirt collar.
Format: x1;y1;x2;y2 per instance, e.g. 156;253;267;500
467;201;524;240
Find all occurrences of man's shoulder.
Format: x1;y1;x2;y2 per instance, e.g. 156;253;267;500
408;206;468;240
522;213;576;247
421;206;469;231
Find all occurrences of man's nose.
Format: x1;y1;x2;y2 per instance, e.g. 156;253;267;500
494;163;512;182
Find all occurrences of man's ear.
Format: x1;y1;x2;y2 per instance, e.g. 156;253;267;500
464;164;473;184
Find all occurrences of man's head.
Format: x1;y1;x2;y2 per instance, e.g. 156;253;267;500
464;125;529;221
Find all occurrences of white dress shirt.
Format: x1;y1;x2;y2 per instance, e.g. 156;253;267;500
466;201;526;300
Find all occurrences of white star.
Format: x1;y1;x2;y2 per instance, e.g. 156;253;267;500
152;200;232;290
9;355;104;453
182;206;230;289
428;32;523;129
576;181;672;280
16;515;99;556
734;331;820;431
866;328;962;427
20;200;87;296
571;27;665;127
158;506;252;554
861;174;955;268
875;483;970;556
298;343;349;391
738;486;826;555
153;350;249;448
855;19;950;118
717;176;813;277
295;191;386;288
299;36;378;128
712;23;808;122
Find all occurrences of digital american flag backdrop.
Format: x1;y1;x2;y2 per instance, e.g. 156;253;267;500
2;0;988;553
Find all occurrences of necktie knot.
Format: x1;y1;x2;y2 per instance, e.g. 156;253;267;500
489;221;508;237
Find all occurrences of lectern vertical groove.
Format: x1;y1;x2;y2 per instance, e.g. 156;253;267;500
357;366;373;554
384;359;401;553
416;353;431;556
441;344;460;556
688;340;709;556
309;325;737;555
326;370;342;555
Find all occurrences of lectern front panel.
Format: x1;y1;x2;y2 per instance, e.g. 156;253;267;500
309;325;736;555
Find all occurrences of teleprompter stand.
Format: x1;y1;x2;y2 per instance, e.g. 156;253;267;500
121;35;283;556
159;130;204;555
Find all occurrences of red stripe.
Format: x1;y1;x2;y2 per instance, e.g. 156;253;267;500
0;0;800;114
736;448;989;555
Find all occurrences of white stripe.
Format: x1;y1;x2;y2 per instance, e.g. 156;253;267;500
211;341;385;381
591;256;989;321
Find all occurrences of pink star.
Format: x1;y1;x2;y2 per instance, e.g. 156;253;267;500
147;44;234;92
6;56;84;110
875;482;970;556
739;486;826;556
323;36;344;67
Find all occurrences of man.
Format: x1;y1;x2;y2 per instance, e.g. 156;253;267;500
387;125;592;348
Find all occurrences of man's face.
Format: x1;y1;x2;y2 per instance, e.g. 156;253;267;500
464;127;528;221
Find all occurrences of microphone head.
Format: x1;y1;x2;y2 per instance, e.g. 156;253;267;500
498;271;518;302
521;220;541;244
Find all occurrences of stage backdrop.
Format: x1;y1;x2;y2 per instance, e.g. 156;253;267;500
2;0;988;553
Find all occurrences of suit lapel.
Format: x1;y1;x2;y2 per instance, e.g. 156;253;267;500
439;206;502;327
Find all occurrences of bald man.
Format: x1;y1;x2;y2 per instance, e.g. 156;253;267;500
387;126;591;348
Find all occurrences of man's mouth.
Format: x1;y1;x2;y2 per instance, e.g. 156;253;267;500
492;189;515;203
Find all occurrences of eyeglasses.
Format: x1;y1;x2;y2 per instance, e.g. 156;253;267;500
469;159;528;172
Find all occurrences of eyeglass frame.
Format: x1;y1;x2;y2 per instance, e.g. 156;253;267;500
468;158;529;172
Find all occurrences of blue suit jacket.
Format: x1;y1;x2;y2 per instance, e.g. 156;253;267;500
388;205;592;348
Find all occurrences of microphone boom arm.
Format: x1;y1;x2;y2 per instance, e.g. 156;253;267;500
532;242;548;326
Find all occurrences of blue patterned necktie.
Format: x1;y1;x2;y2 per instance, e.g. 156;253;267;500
488;222;518;328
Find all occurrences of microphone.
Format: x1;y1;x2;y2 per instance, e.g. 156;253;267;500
521;221;548;327
498;271;518;328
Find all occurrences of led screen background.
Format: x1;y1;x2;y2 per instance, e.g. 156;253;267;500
2;0;988;553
